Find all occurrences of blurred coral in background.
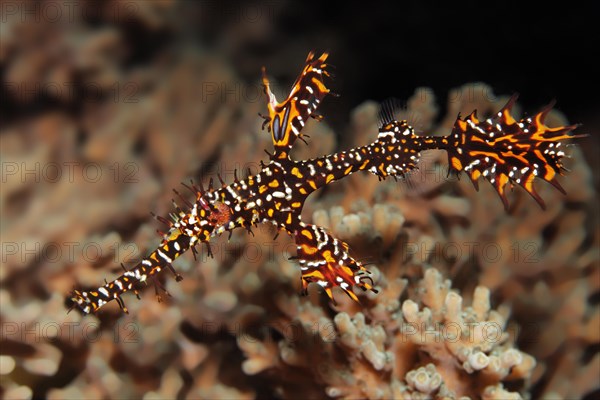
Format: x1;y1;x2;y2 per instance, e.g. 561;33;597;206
1;1;598;399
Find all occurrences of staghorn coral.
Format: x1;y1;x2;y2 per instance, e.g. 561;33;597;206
228;265;535;399
2;81;597;399
1;2;597;399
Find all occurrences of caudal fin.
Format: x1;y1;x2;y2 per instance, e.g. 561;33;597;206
442;94;583;209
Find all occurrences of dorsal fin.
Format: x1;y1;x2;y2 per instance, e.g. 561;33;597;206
378;97;404;126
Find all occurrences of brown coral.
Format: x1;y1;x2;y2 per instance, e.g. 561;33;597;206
1;2;597;399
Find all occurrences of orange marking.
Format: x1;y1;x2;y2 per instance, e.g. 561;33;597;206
302;244;318;255
451;157;463;170
534;112;545;128
533;149;546;163
309;180;317;190
324;287;334;299
524;178;535;194
322;250;335;263
311;77;328;93
503;109;516;125
326;174;335;184
303;270;324;279
345;289;359;302
544;165;555;181
269;180;279;188
497;173;509;190
302;229;313;240
470;151;504;164
341;265;354;276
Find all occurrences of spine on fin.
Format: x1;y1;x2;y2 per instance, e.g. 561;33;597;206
438;94;581;209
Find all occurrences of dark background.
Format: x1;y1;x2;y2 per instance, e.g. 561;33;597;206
3;0;598;133
190;0;598;131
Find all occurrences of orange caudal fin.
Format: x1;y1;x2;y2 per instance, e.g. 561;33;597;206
442;94;584;210
261;52;333;157
294;223;378;303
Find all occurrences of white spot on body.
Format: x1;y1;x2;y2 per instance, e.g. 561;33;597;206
157;249;173;264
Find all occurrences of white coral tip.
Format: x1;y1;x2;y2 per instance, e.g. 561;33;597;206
501;349;523;368
402;299;419;322
468;351;490;370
